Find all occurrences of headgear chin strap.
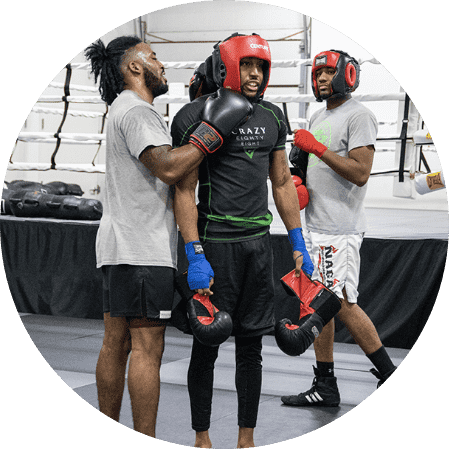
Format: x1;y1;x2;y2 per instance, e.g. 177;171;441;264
212;33;271;99
312;50;360;102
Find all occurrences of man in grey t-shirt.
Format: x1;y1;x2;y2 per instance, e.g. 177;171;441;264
281;50;396;408
84;35;254;437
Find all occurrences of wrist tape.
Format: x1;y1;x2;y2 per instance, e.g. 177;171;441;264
189;122;223;154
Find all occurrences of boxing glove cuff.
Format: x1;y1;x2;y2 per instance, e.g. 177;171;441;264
189;122;223;155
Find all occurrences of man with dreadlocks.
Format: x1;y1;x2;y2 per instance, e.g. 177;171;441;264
84;35;253;437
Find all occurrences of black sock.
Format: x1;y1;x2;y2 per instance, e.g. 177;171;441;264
317;361;334;377
367;345;396;377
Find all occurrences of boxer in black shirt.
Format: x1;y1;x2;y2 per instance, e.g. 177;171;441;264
172;33;314;448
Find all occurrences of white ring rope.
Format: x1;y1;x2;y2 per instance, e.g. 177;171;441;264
7;162;105;173
36;92;407;105
18;132;105;142
14;132;428;146
48;82;99;93
69;57;380;71
32;106;106;119
9;56;414;175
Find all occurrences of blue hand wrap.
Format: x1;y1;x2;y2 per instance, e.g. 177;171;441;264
185;241;214;290
287;228;314;276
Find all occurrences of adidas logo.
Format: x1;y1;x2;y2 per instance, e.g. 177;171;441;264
305;391;324;403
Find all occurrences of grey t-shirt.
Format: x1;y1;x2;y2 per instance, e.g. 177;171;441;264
304;98;378;235
96;90;177;268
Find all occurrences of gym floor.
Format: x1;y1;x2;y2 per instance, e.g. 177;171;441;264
20;312;408;448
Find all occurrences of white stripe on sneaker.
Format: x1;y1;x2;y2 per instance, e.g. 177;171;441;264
306;392;324;403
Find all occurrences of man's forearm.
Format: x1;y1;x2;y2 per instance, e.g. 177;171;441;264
320;146;374;187
140;143;204;185
174;181;200;244
273;181;302;231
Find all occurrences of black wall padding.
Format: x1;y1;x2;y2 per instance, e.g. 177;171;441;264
335;238;447;349
8;191;102;220
1;218;103;319
1;217;446;349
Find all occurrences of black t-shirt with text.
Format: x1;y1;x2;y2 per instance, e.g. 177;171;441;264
171;94;287;242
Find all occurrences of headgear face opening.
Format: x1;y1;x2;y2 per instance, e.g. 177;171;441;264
212;33;271;98
312;50;360;102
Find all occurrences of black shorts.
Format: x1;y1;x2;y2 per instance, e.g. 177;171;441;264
101;265;175;320
203;233;275;337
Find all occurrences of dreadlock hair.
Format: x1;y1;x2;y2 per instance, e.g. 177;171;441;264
84;35;142;106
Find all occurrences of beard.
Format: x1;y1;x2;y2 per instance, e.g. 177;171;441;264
143;66;168;98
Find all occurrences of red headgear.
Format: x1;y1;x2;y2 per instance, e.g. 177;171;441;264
212;33;271;98
312;50;360;102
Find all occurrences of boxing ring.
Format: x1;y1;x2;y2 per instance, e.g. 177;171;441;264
2;55;447;353
2;4;448;446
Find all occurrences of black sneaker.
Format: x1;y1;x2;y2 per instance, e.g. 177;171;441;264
281;366;340;407
370;367;396;388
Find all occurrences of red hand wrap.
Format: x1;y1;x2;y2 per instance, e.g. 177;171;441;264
294;129;327;158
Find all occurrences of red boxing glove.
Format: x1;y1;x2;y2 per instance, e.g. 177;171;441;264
294;129;327;158
291;175;303;188
275;270;341;357
291;175;309;210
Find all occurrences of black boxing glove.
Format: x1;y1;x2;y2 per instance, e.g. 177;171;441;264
175;271;233;346
189;56;218;101
275;314;324;357
187;293;233;347
289;145;309;183
275;270;341;357
189;88;253;155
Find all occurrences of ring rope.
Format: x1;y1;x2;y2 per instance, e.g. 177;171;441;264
68;57;381;71
7;162;106;173
6;162;417;177
10;54;415;176
36;92;407;105
32;106;107;119
18;132;105;142
15;132;421;146
48;82;99;93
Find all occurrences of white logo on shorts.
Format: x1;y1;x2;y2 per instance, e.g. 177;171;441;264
319;245;339;289
160;311;171;319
